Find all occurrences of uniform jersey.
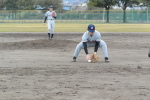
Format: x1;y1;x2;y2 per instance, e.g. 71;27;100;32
45;11;57;20
82;30;101;43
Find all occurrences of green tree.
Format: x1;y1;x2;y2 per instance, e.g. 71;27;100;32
4;0;36;19
88;0;116;23
143;0;150;7
4;0;19;10
36;0;63;10
116;0;140;23
4;0;19;19
0;0;5;10
17;0;35;10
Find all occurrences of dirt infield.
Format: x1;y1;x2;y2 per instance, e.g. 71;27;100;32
0;32;150;100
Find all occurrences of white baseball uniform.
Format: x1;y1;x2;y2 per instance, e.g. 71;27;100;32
45;11;57;34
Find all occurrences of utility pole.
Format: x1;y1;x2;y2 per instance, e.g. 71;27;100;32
147;6;149;22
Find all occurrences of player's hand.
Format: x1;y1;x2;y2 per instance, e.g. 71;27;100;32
86;54;91;60
94;52;97;55
43;23;46;26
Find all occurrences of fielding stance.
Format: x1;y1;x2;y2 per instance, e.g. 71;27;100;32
72;24;109;62
44;5;57;39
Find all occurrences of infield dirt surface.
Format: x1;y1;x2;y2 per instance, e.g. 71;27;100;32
0;32;150;100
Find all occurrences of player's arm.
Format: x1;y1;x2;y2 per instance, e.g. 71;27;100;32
54;16;57;19
83;42;88;55
82;33;88;55
94;41;100;54
83;42;90;60
44;16;47;23
44;12;48;23
82;33;90;60
94;32;101;54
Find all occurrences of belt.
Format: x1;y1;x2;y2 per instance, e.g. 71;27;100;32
47;19;54;20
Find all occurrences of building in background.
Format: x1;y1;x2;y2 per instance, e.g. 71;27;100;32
63;0;88;10
63;1;73;10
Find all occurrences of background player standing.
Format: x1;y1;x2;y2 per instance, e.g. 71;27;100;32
72;24;109;62
44;5;57;39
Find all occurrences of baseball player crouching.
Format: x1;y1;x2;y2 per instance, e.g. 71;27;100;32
44;5;57;39
72;24;109;62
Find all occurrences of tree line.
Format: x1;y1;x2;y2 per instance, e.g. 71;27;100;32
0;0;63;10
88;0;150;22
0;0;63;19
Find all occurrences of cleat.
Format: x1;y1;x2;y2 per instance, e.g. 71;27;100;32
72;57;76;62
105;57;109;63
48;33;50;39
51;34;54;39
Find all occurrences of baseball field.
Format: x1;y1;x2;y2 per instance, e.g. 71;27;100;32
0;23;150;100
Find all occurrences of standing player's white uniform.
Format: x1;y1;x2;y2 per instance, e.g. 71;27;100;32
45;11;56;34
44;6;57;39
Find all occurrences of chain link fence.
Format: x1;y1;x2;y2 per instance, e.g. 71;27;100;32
0;9;149;23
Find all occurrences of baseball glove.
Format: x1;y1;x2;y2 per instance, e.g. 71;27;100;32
90;54;99;63
52;12;56;17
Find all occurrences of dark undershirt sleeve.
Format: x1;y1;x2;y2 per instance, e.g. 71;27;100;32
44;16;47;23
83;42;88;55
94;41;100;52
53;16;57;19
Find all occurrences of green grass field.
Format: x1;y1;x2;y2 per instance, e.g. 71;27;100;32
0;23;150;32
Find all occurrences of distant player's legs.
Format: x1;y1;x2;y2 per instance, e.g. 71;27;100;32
51;20;55;39
47;20;51;39
99;40;109;62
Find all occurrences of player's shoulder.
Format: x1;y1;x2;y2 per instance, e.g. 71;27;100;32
95;30;100;33
95;30;101;34
82;31;88;37
83;31;88;35
46;11;50;13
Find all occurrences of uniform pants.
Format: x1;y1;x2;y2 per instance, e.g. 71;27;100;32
47;20;55;34
73;40;108;58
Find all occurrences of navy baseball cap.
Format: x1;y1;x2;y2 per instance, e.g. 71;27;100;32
49;5;53;8
87;24;95;32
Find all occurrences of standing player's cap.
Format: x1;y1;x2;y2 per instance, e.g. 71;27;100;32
49;5;53;8
87;24;95;32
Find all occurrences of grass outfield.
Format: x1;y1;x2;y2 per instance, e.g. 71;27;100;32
0;23;150;32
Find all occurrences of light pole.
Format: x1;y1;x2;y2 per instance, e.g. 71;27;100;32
147;6;149;22
103;8;105;22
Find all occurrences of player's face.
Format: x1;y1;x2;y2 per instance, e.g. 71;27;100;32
50;8;53;11
89;32;94;36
